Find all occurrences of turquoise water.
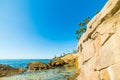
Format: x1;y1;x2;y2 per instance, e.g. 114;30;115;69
0;59;50;69
0;67;76;80
0;59;77;80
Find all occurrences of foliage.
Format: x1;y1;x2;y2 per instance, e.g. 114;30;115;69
75;17;90;40
96;10;100;14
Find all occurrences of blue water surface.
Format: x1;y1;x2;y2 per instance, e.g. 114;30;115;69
0;59;50;69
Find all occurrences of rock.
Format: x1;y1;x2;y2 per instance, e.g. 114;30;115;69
48;58;65;67
82;39;95;61
0;64;12;70
27;62;48;72
107;63;120;80
0;64;24;77
100;69;110;80
76;68;81;75
77;0;120;80
48;53;78;68
26;53;77;72
61;53;77;63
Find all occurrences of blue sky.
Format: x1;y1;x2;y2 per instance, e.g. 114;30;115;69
0;0;107;59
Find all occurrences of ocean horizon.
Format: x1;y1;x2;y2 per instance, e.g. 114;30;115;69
0;59;51;69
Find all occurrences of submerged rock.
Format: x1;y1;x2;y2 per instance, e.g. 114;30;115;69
27;62;48;72
0;64;24;77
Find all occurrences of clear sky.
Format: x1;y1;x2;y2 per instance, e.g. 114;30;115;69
0;0;107;59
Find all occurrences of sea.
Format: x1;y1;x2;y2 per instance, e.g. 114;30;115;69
0;59;76;80
0;59;50;69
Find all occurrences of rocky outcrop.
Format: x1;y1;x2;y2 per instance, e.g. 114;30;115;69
61;53;77;63
77;0;120;80
27;62;48;72
26;59;66;72
0;64;24;77
27;53;78;72
48;53;78;68
48;58;65;67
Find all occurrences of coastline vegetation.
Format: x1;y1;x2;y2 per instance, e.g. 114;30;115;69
75;10;99;40
75;17;90;40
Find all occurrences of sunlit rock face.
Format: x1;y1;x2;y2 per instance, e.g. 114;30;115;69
77;0;120;80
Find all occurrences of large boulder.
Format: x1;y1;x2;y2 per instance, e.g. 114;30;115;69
27;62;48;72
0;64;24;77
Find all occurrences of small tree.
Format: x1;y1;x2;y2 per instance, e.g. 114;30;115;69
76;17;90;40
96;10;100;14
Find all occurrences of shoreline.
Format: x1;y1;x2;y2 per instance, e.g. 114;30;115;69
0;66;77;80
0;53;78;80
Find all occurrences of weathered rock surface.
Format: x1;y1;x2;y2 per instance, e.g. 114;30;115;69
77;0;120;80
27;62;48;72
0;64;24;77
48;53;78;68
61;53;77;63
27;53;77;72
48;58;65;67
